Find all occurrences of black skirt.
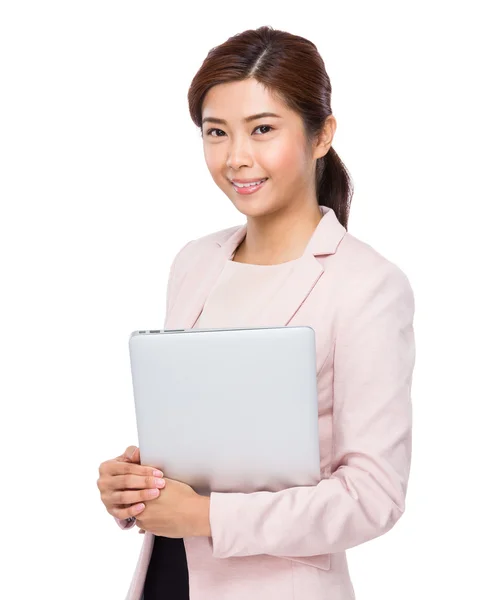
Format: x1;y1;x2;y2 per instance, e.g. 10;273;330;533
143;536;190;599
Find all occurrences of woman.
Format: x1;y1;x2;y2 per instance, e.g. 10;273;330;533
97;25;416;600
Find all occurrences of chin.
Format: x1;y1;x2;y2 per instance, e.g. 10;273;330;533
232;201;280;219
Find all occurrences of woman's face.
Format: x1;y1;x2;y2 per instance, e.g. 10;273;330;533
201;78;334;218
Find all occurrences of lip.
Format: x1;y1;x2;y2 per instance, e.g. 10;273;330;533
229;177;268;183
231;178;268;195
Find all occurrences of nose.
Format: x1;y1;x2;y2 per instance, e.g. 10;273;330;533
226;136;253;170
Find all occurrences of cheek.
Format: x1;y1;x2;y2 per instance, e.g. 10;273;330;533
258;143;304;180
204;146;225;181
203;146;215;170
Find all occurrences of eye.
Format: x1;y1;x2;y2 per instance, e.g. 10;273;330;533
206;128;225;137
254;125;273;135
205;124;274;137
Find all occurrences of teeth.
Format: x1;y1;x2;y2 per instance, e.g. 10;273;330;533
233;179;266;188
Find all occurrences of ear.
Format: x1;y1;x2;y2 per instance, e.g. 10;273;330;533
313;115;337;160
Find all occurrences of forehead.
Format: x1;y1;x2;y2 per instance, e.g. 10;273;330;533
202;79;290;122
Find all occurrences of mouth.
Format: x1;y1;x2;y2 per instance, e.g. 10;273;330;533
230;178;269;195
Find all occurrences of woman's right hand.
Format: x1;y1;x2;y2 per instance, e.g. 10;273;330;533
97;445;166;522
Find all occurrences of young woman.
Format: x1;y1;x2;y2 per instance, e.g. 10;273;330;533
97;25;416;600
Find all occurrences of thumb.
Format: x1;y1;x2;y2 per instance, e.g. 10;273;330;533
122;446;139;462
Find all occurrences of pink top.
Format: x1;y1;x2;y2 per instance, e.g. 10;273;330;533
195;256;302;329
119;203;415;600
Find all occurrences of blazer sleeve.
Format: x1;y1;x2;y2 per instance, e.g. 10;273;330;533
114;239;195;531
163;239;196;321
208;262;416;558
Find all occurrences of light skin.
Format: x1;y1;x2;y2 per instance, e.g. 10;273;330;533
202;77;337;264
99;79;337;538
97;446;211;537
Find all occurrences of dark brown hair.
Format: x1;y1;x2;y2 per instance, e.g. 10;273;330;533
187;25;353;230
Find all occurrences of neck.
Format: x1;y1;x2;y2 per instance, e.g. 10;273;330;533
234;202;324;265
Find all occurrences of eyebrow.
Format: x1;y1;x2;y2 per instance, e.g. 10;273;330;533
202;112;282;126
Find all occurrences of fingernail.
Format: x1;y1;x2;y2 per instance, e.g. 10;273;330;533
155;478;165;488
153;470;164;477
134;503;145;512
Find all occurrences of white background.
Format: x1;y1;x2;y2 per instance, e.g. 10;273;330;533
1;1;489;598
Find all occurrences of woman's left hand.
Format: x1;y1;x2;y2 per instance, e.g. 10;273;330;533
135;476;211;538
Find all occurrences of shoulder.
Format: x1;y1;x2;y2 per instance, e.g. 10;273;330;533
335;230;415;312
175;225;242;262
170;224;241;268
192;224;242;250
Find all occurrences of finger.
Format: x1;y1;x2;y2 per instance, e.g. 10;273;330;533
111;502;146;520
109;485;164;505
113;448;138;464
112;446;137;462
124;446;138;458
128;448;140;463
109;472;166;491
121;446;141;464
105;460;163;479
113;446;139;462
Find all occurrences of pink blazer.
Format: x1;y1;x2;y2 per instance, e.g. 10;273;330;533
117;206;416;600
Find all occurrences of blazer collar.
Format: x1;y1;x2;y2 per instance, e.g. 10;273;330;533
166;205;346;331
218;205;344;260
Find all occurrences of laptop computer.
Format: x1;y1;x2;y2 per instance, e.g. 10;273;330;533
128;326;321;496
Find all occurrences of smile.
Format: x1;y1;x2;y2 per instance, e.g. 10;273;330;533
231;178;268;195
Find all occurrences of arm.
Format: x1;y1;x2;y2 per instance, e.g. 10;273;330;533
164;239;196;323
208;263;416;558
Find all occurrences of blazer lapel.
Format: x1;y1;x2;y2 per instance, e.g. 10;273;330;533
165;206;346;331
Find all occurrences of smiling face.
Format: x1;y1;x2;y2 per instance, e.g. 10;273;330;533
201;78;334;218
